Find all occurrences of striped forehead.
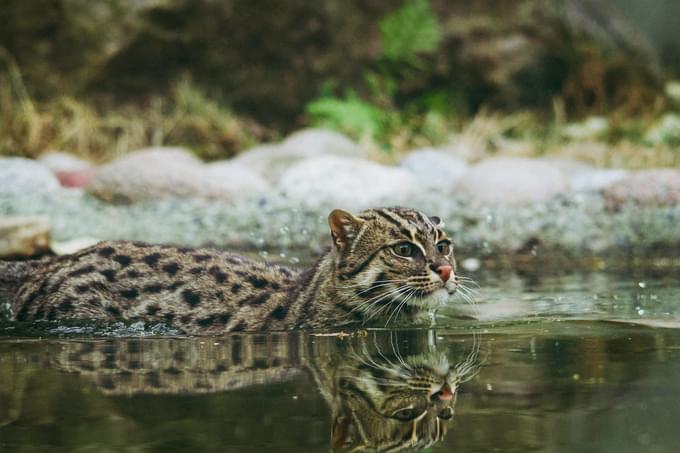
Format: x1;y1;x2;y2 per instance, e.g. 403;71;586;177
362;207;442;244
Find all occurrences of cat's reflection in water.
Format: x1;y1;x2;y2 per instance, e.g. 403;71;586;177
322;332;481;452
2;330;482;452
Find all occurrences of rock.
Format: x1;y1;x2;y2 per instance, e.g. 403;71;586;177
283;128;360;155
232;128;361;181
89;147;264;203
0;216;51;258
54;169;97;188
278;156;417;209
38;152;96;188
38;151;93;172
0;158;60;194
603;169;680;208
537;158;629;192
570;169;629;192
456;157;570;205
205;161;271;197
400;148;468;192
87;147;272;203
50;237;101;255
87;147;208;203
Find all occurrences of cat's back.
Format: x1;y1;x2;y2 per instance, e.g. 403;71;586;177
11;241;301;332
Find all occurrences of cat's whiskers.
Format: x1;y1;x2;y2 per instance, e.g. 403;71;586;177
358;285;412;324
384;287;417;327
344;285;407;322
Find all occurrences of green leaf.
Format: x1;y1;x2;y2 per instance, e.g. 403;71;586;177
379;0;442;63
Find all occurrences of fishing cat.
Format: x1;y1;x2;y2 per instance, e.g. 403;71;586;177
0;207;460;333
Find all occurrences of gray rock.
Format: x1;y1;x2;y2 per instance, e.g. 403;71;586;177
38;151;93;173
204;161;271;197
0;216;51;258
232;128;361;181
0;158;60;194
283;128;360;156
400;148;469;192
456;157;570;205
603;169;680;208
570;169;629;192
278;156;417;209
87;147;243;203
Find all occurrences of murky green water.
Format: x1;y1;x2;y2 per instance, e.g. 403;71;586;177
1;268;679;452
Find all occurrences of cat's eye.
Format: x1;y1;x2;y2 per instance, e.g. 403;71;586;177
437;407;454;420
392;407;423;421
392;242;415;258
436;240;452;255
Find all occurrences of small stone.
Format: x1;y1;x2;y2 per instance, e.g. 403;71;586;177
461;257;481;272
277;156;417;209
87;147;243;203
455;157;569;205
50;237;101;255
38;151;97;188
400;148;468;192
205;161;271;197
603;169;680;208
38;151;93;173
232;128;361;181
0;216;51;258
0;158;60;194
570;168;629;192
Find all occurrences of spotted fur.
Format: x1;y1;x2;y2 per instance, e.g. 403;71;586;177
0;207;459;333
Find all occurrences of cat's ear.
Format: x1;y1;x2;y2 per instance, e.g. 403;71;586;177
430;215;443;227
328;209;364;251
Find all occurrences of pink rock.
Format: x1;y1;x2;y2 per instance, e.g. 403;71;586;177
56;169;96;188
603;169;680;208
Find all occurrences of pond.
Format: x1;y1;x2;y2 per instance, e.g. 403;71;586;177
1;266;679;452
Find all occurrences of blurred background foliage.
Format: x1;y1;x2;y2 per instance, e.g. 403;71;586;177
0;0;679;161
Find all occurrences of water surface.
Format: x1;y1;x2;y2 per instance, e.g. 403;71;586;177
1;268;679;452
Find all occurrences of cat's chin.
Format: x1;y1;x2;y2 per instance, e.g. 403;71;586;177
408;288;452;310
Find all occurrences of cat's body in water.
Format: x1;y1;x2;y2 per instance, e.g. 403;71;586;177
0;207;461;333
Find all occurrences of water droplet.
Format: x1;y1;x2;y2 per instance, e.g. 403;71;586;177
572;373;580;381
486;383;493;391
289;256;300;264
638;282;647;288
637;308;645;316
279;252;287;259
279;226;290;235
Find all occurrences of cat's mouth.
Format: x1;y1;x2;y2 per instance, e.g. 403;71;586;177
401;286;454;310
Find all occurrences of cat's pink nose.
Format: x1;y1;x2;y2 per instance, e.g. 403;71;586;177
436;265;452;282
437;383;454;401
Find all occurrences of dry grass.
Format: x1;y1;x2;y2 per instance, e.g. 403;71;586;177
0;51;266;162
1;48;678;169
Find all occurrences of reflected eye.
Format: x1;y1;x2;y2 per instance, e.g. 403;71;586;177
392;407;423;421
392;242;415;258
436;240;452;255
437;407;454;420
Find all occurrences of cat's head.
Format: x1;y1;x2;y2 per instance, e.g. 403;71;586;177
328;207;457;318
331;351;458;452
